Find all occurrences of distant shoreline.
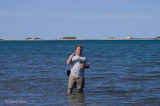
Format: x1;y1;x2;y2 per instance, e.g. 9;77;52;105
0;39;159;41
1;36;160;41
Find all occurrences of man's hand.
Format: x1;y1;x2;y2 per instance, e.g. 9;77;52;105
80;64;89;69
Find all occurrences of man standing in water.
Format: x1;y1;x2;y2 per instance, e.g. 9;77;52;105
67;45;89;94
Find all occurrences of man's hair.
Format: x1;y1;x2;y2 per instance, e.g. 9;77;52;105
76;45;83;50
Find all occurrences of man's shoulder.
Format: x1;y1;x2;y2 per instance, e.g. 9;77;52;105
80;55;88;59
81;54;87;57
71;54;87;59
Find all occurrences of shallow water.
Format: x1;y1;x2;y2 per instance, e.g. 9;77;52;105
0;40;160;105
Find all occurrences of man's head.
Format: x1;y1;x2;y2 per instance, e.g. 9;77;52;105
75;45;82;56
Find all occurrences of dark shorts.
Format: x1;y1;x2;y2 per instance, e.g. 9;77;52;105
68;74;85;89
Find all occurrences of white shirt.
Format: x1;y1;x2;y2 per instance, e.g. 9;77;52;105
70;54;89;77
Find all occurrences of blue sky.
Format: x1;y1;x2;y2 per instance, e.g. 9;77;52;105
0;0;160;39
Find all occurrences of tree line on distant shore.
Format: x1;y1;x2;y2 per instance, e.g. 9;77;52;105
60;37;77;39
0;37;40;40
25;37;40;40
25;37;77;40
26;37;77;40
0;37;77;40
0;36;160;40
155;36;160;39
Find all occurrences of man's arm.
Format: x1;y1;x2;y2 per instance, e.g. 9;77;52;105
67;53;76;65
80;64;89;69
84;57;89;69
67;56;72;65
84;64;89;69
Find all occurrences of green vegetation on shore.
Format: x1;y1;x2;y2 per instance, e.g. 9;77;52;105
61;37;77;39
34;37;40;40
26;37;40;40
1;36;160;41
155;36;160;39
26;37;32;40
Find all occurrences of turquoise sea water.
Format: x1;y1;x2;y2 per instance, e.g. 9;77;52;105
0;40;160;105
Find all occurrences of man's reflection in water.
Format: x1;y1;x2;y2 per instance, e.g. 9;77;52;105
68;94;86;106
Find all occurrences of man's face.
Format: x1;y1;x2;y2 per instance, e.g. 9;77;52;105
76;47;82;56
